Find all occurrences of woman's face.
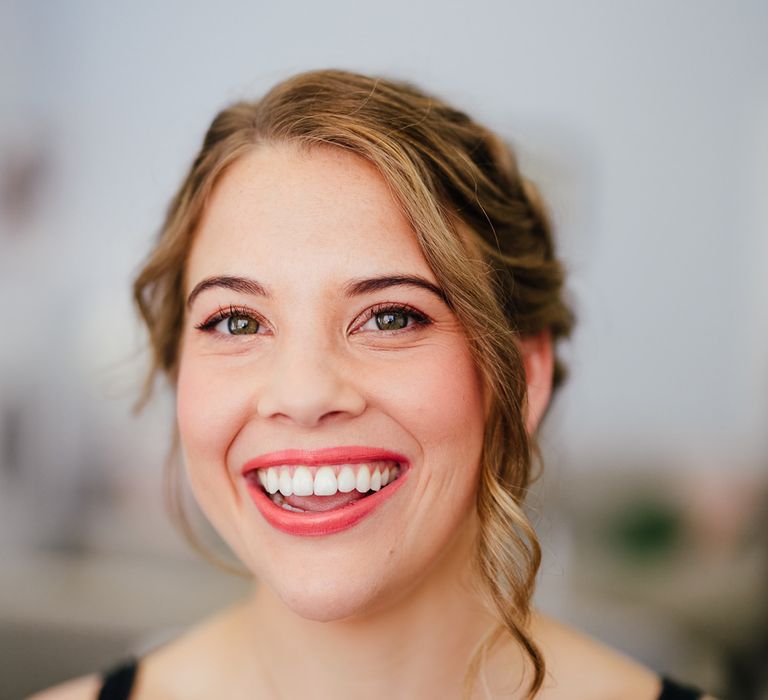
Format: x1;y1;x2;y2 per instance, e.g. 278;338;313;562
177;143;488;621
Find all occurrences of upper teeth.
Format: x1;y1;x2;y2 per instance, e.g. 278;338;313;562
255;462;400;497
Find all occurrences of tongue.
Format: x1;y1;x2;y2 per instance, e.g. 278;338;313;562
286;491;368;512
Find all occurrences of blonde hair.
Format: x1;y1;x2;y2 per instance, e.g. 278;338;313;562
134;69;573;698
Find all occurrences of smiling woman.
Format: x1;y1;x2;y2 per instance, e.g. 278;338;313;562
31;70;712;699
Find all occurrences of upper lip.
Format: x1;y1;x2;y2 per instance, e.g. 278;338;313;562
241;446;410;474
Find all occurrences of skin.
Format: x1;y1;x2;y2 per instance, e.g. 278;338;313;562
175;143;490;628
30;144;706;699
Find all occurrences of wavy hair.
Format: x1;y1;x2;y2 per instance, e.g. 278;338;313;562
134;69;574;698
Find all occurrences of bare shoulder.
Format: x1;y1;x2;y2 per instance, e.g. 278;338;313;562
26;674;100;700
25;604;249;700
531;612;662;700
136;601;263;699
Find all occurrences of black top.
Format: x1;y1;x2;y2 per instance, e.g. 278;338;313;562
97;659;138;700
97;658;706;699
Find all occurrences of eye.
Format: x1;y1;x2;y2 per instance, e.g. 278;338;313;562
195;306;264;335
372;310;408;331
356;304;431;333
218;315;260;335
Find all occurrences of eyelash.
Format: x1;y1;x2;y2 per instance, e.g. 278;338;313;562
357;303;432;333
194;305;264;333
193;303;432;335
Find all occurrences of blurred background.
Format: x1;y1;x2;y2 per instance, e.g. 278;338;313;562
1;1;766;698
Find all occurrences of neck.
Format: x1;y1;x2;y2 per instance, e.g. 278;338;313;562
237;519;525;699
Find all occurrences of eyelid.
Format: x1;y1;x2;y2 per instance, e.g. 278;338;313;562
351;302;432;334
192;302;432;336
194;304;268;334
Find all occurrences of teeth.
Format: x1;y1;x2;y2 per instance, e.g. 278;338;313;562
313;466;337;496
281;503;306;512
356;465;371;493
266;468;279;494
258;462;402;499
370;467;382;492
278;468;293;496
292;466;314;496
337;466;356;493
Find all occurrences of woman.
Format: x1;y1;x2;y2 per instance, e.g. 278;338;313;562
33;70;713;699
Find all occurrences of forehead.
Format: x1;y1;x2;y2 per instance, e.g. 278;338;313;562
186;144;436;292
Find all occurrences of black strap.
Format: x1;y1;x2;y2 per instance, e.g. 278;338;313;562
97;658;138;700
658;676;704;700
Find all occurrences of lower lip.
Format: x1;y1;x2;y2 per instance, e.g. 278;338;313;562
245;467;410;537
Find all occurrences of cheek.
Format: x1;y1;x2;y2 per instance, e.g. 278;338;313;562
364;339;486;525
176;353;248;528
390;343;486;446
176;348;253;456
177;358;228;462
370;344;486;585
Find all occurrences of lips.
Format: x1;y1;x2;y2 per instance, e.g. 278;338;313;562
241;446;410;537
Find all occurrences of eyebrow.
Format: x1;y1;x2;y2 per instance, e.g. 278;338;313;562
187;276;271;308
186;274;447;308
343;275;448;303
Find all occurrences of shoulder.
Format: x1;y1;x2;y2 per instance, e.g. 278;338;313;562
26;674;101;700
134;601;261;700
531;612;663;700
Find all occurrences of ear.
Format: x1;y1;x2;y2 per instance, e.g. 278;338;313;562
519;331;554;435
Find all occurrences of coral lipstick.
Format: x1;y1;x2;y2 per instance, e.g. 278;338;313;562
242;446;410;537
242;446;408;470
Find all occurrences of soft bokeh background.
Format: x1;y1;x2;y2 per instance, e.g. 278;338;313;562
1;2;766;698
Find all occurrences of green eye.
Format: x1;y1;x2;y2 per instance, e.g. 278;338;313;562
195;306;264;336
357;304;430;334
227;316;260;334
375;311;408;331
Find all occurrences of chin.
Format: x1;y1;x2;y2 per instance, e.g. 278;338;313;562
270;572;387;622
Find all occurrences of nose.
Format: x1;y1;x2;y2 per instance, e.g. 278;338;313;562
255;337;366;428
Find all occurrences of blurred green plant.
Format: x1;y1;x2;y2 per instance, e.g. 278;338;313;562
604;499;683;564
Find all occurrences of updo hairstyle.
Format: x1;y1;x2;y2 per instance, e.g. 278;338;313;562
134;69;574;699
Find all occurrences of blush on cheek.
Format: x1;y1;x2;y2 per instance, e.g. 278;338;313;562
177;361;241;451
177;367;247;558
407;346;486;443
176;359;247;515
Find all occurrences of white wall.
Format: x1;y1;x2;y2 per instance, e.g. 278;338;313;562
1;1;766;553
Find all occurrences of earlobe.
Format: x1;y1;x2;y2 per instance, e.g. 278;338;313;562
519;331;554;435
